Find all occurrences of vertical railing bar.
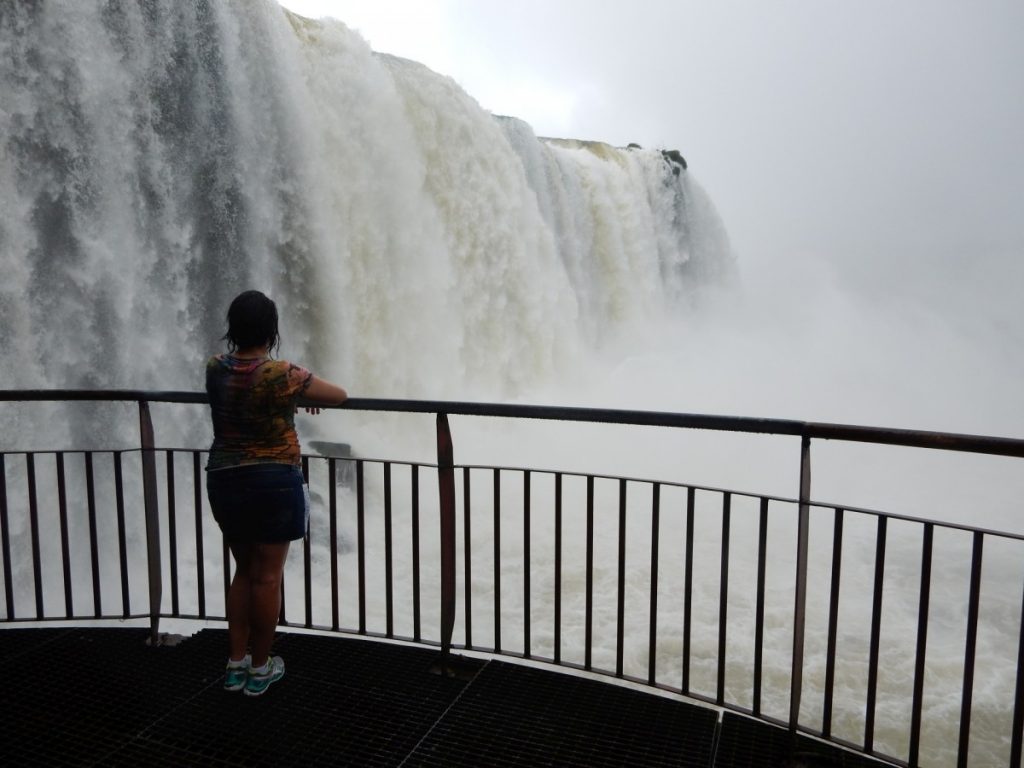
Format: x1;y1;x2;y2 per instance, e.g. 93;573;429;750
717;492;731;705
790;435;812;730
329;458;339;632
616;478;627;677
137;401;162;642
436;414;457;659
0;455;13;620
554;472;563;666
753;497;769;716
56;453;73;618
303;455;312;629
85;452;101;617
166;451;179;617
864;515;888;752
493;468;502;655
957;532;984;768
26;453;44;618
412;463;421;643
908;522;933;767
648;482;661;686
384;461;394;638
585;475;594;671
1010;573;1024;768
523;470;531;659
356;459;366;634
279;552;288;626
461;467;470;648
113;452;130;618
221;468;233;619
223;535;232;623
683;486;695;694
278;561;287;625
822;507;845;737
192;452;205;618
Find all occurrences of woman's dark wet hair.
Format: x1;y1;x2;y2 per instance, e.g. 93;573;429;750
223;290;279;354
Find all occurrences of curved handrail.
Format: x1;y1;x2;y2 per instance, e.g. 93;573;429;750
2;389;1022;458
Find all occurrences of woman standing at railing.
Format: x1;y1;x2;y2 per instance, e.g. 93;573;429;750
205;290;348;696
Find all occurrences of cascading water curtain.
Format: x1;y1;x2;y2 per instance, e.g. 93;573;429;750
0;0;733;413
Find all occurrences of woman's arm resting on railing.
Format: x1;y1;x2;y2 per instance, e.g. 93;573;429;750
300;376;348;414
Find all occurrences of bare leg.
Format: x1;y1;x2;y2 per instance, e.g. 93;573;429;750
247;541;291;667
227;542;254;661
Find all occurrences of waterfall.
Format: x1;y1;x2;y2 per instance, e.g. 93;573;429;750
2;7;1022;766
0;0;733;410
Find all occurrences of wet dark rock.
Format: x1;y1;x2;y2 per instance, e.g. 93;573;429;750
661;148;687;172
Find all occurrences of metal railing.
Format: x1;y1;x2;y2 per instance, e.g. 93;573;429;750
1;390;1023;768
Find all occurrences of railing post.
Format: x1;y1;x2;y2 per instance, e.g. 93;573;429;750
958;532;984;768
789;434;811;730
138;400;162;646
436;413;457;661
1011;576;1024;768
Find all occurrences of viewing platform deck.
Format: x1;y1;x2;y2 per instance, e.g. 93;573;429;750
5;625;893;767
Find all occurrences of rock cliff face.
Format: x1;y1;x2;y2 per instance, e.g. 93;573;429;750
0;0;733;411
661;149;688;172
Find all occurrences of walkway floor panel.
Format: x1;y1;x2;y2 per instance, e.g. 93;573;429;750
716;712;896;768
405;660;717;767
1;627;897;767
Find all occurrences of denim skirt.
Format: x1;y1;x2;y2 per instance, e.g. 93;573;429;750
207;463;309;543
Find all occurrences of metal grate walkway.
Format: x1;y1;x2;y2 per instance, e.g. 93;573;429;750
1;628;894;767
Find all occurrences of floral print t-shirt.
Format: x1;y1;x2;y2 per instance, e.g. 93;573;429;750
206;355;313;470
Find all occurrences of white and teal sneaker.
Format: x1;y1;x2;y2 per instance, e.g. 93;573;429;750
224;654;251;692
244;656;285;697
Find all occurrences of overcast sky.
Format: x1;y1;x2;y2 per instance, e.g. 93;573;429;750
278;1;1023;326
